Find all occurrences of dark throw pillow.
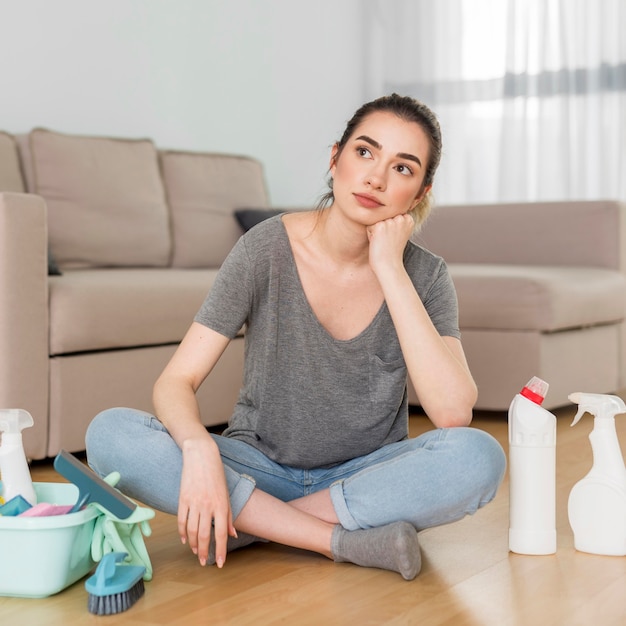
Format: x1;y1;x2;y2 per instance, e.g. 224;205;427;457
48;249;62;276
235;208;284;232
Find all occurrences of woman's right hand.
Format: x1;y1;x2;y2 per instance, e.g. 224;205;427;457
177;435;236;568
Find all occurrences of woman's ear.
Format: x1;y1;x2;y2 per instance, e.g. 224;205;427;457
412;184;432;209
329;143;339;177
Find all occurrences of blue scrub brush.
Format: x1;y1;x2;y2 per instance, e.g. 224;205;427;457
85;552;146;615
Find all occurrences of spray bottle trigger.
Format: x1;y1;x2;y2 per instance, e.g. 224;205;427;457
571;406;588;427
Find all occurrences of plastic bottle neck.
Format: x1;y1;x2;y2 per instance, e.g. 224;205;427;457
0;432;22;447
593;416;618;430
588;417;626;479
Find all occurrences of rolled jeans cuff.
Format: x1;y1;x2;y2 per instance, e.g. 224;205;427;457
329;480;360;530
226;469;256;520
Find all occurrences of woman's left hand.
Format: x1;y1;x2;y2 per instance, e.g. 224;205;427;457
367;213;415;278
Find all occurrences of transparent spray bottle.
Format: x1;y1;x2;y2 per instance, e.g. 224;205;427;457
508;376;557;554
0;409;37;506
567;392;626;556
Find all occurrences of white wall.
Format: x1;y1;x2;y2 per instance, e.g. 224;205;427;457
0;0;366;206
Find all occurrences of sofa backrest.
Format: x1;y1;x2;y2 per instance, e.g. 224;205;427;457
0;132;25;193
26;129;172;269
416;200;626;271
160;150;268;268
5;128;270;271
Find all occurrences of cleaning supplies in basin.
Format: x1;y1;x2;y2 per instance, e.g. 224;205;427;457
567;392;626;556
0;494;32;516
508;376;557;555
0;409;37;506
0;482;100;598
53;450;136;518
18;503;74;517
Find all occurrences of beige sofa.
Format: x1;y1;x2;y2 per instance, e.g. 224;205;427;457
412;200;626;410
0;129;268;460
2;128;626;461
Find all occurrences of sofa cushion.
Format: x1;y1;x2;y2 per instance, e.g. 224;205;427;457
0;131;24;192
449;264;626;332
29;129;171;269
161;151;269;268
48;268;220;355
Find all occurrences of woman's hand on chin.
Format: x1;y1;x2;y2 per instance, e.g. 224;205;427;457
366;213;415;278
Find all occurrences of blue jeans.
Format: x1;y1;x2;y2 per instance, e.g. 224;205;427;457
86;408;506;531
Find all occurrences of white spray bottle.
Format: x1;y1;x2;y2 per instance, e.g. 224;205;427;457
0;409;37;506
567;392;626;556
508;376;557;555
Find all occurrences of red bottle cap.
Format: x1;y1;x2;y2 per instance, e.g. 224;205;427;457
519;376;549;405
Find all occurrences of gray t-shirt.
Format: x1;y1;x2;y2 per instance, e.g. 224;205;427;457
195;215;460;469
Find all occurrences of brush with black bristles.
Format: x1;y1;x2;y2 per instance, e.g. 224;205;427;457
85;552;146;615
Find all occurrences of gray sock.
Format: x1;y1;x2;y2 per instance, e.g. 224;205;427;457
207;532;266;565
331;521;421;581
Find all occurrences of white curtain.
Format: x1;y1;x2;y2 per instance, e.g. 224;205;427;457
364;0;626;205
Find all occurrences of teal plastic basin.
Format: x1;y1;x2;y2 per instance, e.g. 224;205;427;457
0;482;99;598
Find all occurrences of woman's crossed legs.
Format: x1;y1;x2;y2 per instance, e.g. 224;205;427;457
86;408;505;579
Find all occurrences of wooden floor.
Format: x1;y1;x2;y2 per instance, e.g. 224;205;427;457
2;401;626;625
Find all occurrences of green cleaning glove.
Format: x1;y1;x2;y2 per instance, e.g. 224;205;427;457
89;471;155;581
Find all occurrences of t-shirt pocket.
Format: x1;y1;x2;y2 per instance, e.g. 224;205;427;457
369;354;407;419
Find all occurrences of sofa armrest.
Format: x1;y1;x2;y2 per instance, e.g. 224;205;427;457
416;200;626;271
0;192;49;458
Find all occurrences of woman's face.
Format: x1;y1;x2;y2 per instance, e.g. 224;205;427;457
330;111;431;225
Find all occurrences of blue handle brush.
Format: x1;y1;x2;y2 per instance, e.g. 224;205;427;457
53;449;136;519
85;552;146;615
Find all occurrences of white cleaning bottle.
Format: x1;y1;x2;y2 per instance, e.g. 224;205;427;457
567;392;626;556
0;409;37;506
508;376;557;555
